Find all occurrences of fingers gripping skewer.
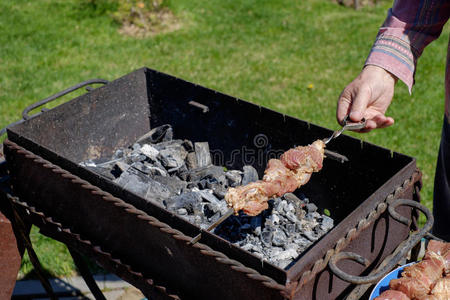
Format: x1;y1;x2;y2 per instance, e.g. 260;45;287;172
323;115;366;145
189;208;234;245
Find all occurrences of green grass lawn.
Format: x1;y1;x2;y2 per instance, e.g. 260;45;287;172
1;0;448;277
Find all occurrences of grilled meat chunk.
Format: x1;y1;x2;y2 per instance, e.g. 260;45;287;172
374;290;411;300
430;277;450;299
225;140;325;216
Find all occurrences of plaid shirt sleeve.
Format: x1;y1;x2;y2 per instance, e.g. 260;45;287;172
365;0;450;93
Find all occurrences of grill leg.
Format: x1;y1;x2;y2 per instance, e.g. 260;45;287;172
68;247;107;300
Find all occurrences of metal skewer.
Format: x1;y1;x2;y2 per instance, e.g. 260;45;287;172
323;115;366;145
189;208;235;245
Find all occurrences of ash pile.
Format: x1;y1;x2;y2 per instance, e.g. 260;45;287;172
80;125;334;269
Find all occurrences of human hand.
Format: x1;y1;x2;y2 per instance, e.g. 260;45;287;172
337;65;397;132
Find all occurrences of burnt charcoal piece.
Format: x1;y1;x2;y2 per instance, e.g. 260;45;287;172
286;223;296;234
131;162;151;174
182;140;194;152
140;144;159;161
203;203;217;218
272;229;287;247
115;167;154;198
303;231;318;242
145;178;173;202
152;175;187;195
195;142;212;167
165;192;202;214
225;170;242;187
242;165;259;185
305;203;318;213
212;185;227;199
320;215;334;231
185;165;224;182
158;145;187;169
136;124;173;144
261;230;273;247
185;152;198;170
146;165;168;177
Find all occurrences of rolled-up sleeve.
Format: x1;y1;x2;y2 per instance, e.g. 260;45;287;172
365;0;450;93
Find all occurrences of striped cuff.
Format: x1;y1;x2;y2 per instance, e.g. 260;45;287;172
365;34;417;94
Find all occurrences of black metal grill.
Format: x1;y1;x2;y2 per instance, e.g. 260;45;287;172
3;67;425;299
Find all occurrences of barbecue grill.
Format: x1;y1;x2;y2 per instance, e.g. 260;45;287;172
2;67;430;299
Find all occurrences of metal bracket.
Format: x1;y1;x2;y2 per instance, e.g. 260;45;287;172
328;198;433;285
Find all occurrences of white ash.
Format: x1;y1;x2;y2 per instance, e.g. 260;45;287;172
80;124;334;269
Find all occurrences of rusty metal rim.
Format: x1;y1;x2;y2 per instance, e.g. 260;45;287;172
3;139;289;297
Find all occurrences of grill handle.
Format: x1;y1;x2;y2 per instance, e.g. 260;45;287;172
328;198;433;285
1;79;109;137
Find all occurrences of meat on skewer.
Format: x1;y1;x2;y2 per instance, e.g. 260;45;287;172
225;140;325;216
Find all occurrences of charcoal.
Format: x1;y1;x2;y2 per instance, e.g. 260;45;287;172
261;230;273;247
131;162;151;174
182;139;194;152
303;231;318;242
146;165;168;177
198;179;208;189
140;144;159;161
114;161;130;173
165;192;202;213
241;243;253;251
272;229;287;247
286;223;296;234
242;165;258;185
185;152;198;170
132;143;141;151
195;142;212;167
203;203;217;218
253;226;261;236
158;145;187;169
145;179;173;202
225;170;242;187
177;208;187;215
320;215;334;231
296;208;306;219
306;203;318;213
212;185;227;199
269;214;280;225
152;175;186;195
286;212;298;223
135;124;173;144
286;243;300;252
276;248;298;261
115;168;153;198
185;165;224;182
197;189;222;206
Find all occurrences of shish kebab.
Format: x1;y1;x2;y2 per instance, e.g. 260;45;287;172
189;116;365;244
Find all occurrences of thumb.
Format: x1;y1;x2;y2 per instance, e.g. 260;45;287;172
349;86;371;122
